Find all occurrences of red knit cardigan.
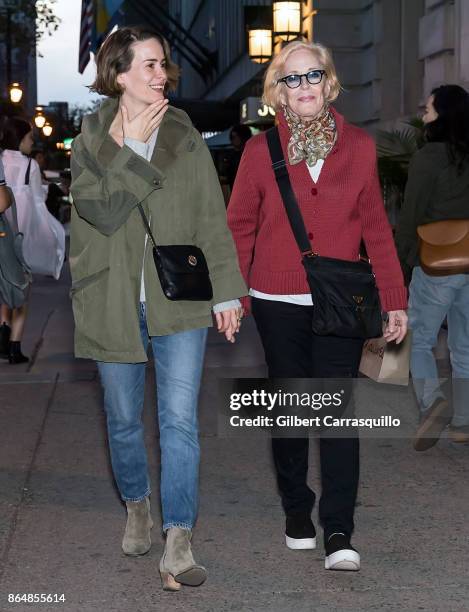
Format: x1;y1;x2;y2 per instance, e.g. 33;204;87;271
227;108;408;314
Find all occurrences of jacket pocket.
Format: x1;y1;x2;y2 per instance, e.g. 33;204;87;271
71;266;114;353
70;266;110;296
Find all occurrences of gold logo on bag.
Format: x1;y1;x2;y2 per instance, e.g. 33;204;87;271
188;255;197;266
353;295;364;304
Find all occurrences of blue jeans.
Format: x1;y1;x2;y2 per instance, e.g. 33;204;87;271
409;267;469;426
97;303;208;531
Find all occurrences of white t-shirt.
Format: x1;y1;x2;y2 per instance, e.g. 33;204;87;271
123;130;159;303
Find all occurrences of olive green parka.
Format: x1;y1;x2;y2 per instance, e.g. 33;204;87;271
70;98;246;362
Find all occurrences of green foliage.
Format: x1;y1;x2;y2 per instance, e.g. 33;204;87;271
69;100;103;134
376;118;425;212
0;0;61;56
35;0;61;44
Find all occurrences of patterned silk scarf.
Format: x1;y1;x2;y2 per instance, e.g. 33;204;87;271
284;105;337;166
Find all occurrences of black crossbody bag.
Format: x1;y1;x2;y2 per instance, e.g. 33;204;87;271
137;203;213;301
266;127;382;339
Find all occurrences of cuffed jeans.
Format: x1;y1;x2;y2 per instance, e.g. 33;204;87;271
409;266;469;426
97;303;208;531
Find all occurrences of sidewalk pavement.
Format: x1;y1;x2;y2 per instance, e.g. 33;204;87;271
0;269;468;612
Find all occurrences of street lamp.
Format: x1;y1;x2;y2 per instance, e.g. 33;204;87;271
247;1;316;63
273;1;302;41
42;123;53;137
9;82;23;103
34;107;47;129
248;29;273;64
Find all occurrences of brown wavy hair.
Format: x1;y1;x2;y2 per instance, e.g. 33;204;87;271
89;26;180;97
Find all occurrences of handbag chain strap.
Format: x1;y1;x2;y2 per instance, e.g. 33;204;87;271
266;127;315;257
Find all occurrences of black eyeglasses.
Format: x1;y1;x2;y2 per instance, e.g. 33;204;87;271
277;69;326;89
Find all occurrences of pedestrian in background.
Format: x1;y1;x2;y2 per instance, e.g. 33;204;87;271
0;122;13;359
228;40;407;571
0;119;34;364
0;154;12;358
395;85;469;449
31;149;49;184
225;124;252;189
70;26;246;592
1;117;65;364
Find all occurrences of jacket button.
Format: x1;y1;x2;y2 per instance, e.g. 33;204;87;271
311;187;317;195
153;179;160;186
308;232;314;239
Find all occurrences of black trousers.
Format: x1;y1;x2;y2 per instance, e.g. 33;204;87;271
252;297;364;540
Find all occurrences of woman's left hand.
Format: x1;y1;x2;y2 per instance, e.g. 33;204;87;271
383;309;408;344
215;307;243;343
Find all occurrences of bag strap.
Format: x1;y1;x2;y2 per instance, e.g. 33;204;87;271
25;158;32;185
136;202;158;250
265;127;314;256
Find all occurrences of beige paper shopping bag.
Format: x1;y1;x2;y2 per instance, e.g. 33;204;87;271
359;331;411;386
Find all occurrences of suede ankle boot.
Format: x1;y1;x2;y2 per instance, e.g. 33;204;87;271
159;527;206;591
122;496;153;556
0;323;11;359
8;341;29;364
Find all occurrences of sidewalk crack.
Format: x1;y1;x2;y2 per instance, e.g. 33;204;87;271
26;309;56;373
0;372;59;587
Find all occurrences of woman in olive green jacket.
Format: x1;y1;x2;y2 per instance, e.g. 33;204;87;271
70;27;246;591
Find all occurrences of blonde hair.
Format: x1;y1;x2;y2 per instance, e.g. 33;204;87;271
263;40;341;111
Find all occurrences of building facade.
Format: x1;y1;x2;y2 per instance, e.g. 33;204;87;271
162;0;469;129
419;0;469;99
0;1;37;114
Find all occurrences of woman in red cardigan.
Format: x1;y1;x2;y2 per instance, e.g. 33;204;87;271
227;40;408;571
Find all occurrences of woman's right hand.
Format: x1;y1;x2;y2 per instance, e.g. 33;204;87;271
121;99;169;142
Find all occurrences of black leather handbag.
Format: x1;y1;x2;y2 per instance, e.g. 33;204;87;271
266;127;382;339
137;203;213;301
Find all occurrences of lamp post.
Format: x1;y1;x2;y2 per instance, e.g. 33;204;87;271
2;1;21;99
248;0;317;63
5;7;12;94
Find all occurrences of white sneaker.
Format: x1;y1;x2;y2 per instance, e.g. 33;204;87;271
324;533;360;571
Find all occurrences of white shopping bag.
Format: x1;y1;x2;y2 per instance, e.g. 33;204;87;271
5;156;65;279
